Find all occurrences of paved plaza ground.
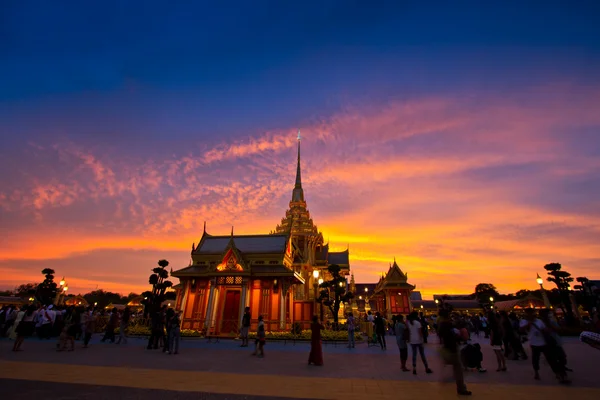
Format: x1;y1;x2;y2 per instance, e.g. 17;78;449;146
1;334;599;399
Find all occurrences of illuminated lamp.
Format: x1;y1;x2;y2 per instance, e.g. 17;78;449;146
536;274;543;285
313;270;320;279
318;278;323;285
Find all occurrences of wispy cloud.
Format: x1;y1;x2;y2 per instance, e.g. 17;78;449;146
1;83;599;296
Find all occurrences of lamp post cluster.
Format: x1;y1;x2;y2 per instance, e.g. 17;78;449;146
54;277;69;305
313;269;324;321
537;273;552;309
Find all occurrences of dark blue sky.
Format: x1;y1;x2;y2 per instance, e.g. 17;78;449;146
2;1;599;147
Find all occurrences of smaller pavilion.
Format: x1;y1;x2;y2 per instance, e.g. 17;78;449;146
369;259;415;319
64;295;89;307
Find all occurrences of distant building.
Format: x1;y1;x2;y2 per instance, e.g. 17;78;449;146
433;294;474;300
410;291;422;301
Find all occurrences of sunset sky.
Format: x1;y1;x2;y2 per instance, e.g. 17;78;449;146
1;2;599;298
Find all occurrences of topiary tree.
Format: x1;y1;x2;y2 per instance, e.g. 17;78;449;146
36;269;58;305
473;283;500;309
544;262;575;324
142;259;173;316
317;264;354;329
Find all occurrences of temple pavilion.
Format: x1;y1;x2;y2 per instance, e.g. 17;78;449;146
172;134;352;334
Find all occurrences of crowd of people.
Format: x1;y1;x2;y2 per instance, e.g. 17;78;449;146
338;307;574;395
1;302;589;396
0;303;183;354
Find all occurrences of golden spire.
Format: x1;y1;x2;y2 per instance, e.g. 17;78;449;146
291;129;304;202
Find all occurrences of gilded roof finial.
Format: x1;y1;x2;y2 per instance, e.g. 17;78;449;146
291;129;304;202
231;226;234;237
203;221;206;234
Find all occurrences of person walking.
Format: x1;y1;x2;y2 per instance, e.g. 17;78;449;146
101;307;119;343
488;312;507;371
479;313;489;338
539;309;572;374
508;312;527;360
408;311;433;375
252;315;266;358
347;313;356;349
419;312;429;343
438;309;472;396
520;308;570;384
394;315;410;372
83;307;96;348
308;315;324;365
168;311;181;354
117;307;130;344
374;312;387;350
240;307;250;347
12;306;37;352
147;305;166;350
8;306;26;340
2;306;17;337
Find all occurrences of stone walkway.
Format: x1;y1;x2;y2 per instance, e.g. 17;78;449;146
1;335;599;399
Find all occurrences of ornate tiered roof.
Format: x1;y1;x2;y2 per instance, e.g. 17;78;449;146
273;131;323;240
374;258;416;293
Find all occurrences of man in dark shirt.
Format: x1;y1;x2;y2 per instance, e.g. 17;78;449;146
438;309;471;396
240;307;251;347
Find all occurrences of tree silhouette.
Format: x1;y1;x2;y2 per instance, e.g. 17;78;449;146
574;276;597;312
473;283;500;308
14;283;39;296
317;264;354;329
83;289;134;309
36;269;58;305
142;259;173;315
544;262;575;324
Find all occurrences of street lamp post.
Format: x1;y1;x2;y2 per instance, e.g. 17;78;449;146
313;270;320;317
318;278;324;320
537;273;551;309
54;277;68;305
61;285;68;306
489;296;495;310
568;285;580;319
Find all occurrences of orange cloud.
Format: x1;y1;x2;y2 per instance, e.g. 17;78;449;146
1;84;600;297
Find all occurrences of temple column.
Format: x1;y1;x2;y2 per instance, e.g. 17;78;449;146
280;281;288;330
204;278;216;330
179;279;190;314
211;287;221;331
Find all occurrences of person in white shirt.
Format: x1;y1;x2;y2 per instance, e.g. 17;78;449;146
39;305;54;339
407;311;433;375
520;308;569;383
